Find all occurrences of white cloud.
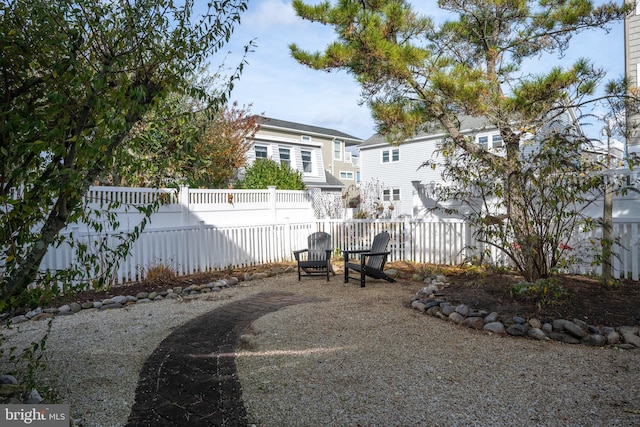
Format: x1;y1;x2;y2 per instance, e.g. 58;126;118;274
242;0;301;29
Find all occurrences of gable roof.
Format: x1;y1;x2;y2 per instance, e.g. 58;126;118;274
360;116;491;149
256;116;363;145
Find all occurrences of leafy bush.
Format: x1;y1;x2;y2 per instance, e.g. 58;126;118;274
236;159;306;190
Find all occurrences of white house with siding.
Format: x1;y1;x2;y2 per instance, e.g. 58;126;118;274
359;110;595;219
359;116;498;219
626;1;640;155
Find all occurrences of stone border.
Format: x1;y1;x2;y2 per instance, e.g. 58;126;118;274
6;270;288;326
410;275;640;350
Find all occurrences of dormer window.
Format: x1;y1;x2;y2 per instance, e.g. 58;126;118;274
301;135;312;142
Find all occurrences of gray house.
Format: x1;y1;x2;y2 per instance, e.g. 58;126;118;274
359;116;498;218
359;111;588;219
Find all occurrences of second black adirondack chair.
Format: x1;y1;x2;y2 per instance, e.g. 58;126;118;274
343;231;396;287
293;232;334;281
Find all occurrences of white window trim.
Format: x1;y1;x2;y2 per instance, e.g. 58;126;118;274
278;146;292;168
383;188;401;202
339;171;355;180
333;139;343;161
255;145;269;159
301;149;313;174
381;148;400;163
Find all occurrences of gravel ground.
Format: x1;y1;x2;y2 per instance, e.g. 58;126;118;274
2;273;640;427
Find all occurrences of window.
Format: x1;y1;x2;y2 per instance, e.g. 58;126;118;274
477;135;489;149
301;150;312;173
382;148;400;163
279;147;291;168
255;145;267;159
383;188;400;201
301;135;311;142
333;140;343;160
477;133;503;149
339;171;354;180
492;134;504;148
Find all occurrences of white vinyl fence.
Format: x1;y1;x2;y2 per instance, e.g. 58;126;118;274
39;216;640;287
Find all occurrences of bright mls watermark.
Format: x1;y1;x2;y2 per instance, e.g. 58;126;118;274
1;405;69;426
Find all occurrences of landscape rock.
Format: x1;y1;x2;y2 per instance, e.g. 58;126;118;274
528;328;548;341
582;334;606;347
483;322;505;334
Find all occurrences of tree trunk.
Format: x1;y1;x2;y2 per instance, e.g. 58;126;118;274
602;174;613;284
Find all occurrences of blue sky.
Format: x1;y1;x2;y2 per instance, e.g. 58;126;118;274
222;0;625;141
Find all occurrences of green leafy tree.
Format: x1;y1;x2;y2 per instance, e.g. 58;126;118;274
0;0;248;308
236;159;306;190
102;98;259;189
290;0;630;281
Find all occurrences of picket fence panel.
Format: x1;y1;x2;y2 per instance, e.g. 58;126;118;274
38;217;640;287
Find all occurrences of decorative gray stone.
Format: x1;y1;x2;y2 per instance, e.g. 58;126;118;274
512;316;526;324
227;277;239;286
448;312;464;324
441;304;455;316
25;307;42;319
26;389;43;404
112;295;127;304
426;306;441;316
58;305;71;314
549;332;581;344
136;298;152;304
411;301;426;312
483;322;506;334
69;302;82;313
582;334;606;347
435;274;447;283
148;291;158;300
9;315;28;324
506;324;528;336
0;375;17;385
101;298;115;305
425;301;445;310
81;302;94;310
420;285;439;296
552;319;567;332
528;328;548;341
562;321;588;339
126;295;137;302
573;319;589;330
251;272;268;280
92;301;102;309
462;317;484;330
455;304;469;316
484;312;499;324
618;328;640;348
542;323;553;334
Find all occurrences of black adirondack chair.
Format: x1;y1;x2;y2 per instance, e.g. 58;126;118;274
343;231;396;287
293;232;334;281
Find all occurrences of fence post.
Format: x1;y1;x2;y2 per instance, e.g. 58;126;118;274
198;220;205;273
404;217;411;261
284;217;292;261
179;185;190;226
268;186;277;222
